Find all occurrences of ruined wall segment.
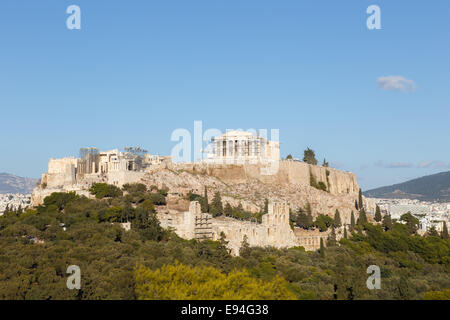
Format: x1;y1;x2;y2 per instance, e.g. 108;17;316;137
160;201;301;255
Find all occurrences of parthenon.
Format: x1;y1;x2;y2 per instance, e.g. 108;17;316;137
206;130;280;165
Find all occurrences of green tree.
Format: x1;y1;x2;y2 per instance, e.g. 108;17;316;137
43;192;80;210
382;214;393;231
350;211;355;231
322;158;329;167
240;234;251;258
122;183;147;193
319;238;325;258
134;263;296;300
358;189;363;210
441;221;449;239
327;226;337;247
357;208;367;226
224;203;233;216
89;183;123;199
400;212;419;234
132;207;165;241
286;154;293;160
374;205;382;222
295;212;312;229
424;289;450;300
263;198;269;214
200;186;209;213
149;192;166;205
210;192;223;217
303;148;318;165
428;226;439;237
333;209;341;227
314;214;333;232
343;226;348;239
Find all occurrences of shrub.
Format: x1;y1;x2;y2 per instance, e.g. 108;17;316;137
89;183;123;199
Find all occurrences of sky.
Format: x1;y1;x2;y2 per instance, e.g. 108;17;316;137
0;0;449;190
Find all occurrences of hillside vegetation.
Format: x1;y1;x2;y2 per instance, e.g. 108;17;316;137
0;184;449;300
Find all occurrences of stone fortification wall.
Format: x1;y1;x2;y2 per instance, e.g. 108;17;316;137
159;201;326;255
174;160;358;196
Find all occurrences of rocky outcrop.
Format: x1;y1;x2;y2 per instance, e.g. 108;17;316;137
146;161;360;223
32;159;361;225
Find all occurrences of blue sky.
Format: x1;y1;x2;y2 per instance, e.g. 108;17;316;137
0;0;449;190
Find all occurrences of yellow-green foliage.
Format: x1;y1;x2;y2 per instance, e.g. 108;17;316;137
423;289;450;300
134;263;296;300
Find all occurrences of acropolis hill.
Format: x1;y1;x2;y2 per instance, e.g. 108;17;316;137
31;132;362;253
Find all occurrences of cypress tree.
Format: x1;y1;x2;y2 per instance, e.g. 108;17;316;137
357;208;367;226
263;198;269;214
334;209;341;227
319;238;325;258
240;235;251;257
201;186;209;213
441;222;449;239
358;189;363;210
344;226;348;239
327;226;337;247
374;205;382;222
350;211;355;231
210;192;223;217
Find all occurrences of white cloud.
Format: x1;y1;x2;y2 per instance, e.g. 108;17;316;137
375;160;414;168
374;160;450;169
377;75;417;92
417;161;450;169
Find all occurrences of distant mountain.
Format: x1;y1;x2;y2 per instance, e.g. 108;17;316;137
0;173;39;194
364;171;450;202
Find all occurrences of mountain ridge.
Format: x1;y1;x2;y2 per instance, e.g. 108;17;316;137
364;171;450;202
0;173;39;194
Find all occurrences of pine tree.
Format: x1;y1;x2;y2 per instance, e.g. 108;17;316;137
303;148;318;165
441;221;449;239
319;238;325;258
334;209;341;227
382;214;393;231
374;205;382;222
224;203;233;216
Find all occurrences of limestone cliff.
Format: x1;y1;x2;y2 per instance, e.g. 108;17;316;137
32;158;361;225
144;160;360;224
